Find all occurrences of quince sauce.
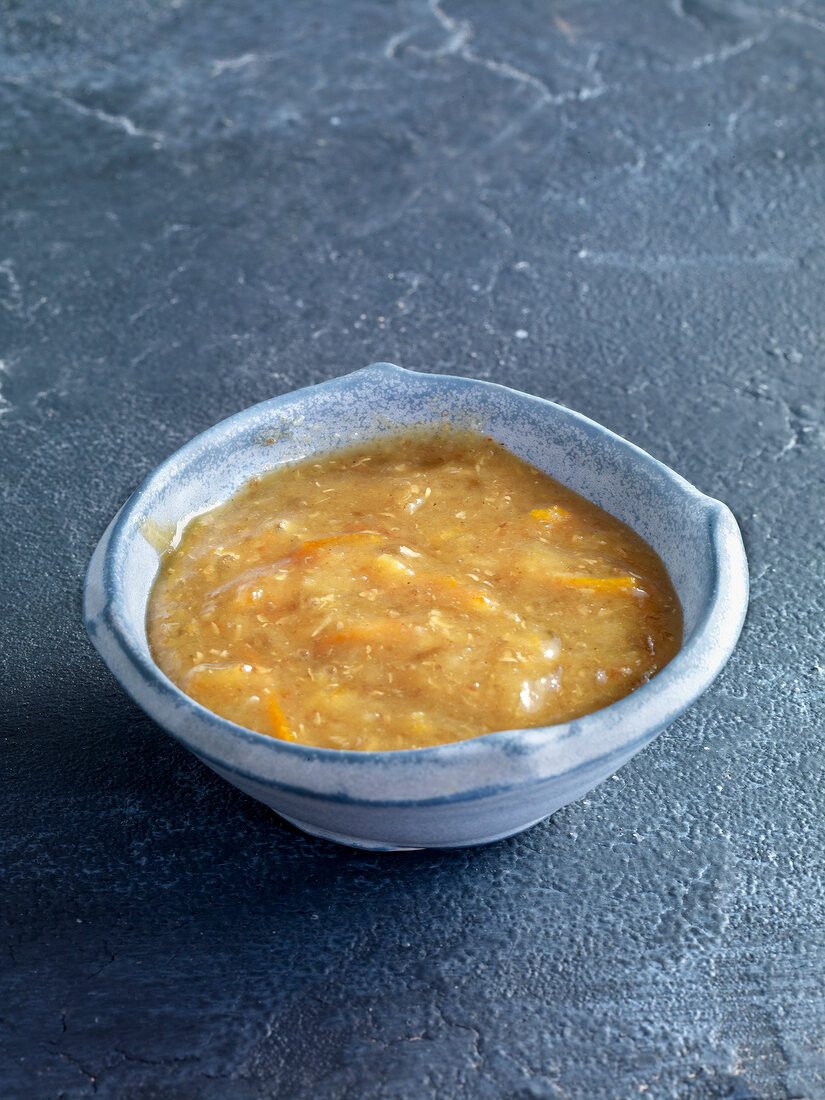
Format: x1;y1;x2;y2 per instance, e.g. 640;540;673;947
147;429;682;750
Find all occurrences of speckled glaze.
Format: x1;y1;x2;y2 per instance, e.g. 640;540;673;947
83;364;748;850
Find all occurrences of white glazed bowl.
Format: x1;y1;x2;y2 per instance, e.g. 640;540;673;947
84;364;748;850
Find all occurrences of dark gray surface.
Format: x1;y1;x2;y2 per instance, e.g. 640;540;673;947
2;1;824;1097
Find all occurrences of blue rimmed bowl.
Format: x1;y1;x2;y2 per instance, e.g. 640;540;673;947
84;364;748;850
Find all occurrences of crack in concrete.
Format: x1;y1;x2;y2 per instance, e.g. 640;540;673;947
113;1047;203;1067
668;0;707;35
0;259;24;315
431;1001;486;1071
0;359;11;417
773;393;825;460
55;92;165;144
2;77;165;145
778;6;825;35
575;248;795;273
391;0;770;118
725;92;757;141
386;0;609;107
88;943;116;979
55;1048;98;1093
672;30;769;72
210;52;271;77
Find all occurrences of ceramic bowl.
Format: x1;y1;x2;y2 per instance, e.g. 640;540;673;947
84;364;748;850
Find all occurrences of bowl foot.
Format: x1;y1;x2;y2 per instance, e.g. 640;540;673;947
277;812;423;851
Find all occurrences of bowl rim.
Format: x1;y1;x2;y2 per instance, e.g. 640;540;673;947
84;363;749;802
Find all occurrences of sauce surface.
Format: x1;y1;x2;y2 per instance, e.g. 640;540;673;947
147;429;682;750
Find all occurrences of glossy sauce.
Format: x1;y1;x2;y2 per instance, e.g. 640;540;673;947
147;429;682;750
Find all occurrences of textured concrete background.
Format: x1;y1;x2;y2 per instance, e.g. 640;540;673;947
2;1;824;1097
